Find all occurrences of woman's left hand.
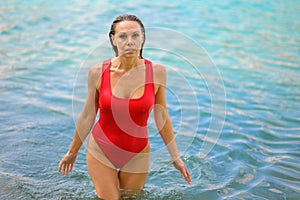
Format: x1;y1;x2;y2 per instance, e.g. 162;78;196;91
173;158;191;184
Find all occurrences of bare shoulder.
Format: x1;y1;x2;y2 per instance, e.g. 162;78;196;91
152;62;166;85
88;63;102;90
89;63;102;78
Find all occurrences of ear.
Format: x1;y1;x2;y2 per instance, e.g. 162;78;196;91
141;32;145;42
111;35;117;46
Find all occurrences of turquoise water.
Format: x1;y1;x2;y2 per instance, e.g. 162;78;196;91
1;0;300;199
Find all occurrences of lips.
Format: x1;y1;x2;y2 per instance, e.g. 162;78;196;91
125;48;136;52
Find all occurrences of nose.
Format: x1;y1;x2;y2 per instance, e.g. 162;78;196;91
126;37;134;46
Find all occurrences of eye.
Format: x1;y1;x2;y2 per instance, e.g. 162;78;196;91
133;33;140;38
119;34;126;39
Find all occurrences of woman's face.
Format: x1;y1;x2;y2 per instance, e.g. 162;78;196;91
111;21;144;57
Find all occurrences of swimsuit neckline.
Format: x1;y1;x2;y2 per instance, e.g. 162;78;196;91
108;59;148;101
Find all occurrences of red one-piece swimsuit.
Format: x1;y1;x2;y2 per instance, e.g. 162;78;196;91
92;58;155;169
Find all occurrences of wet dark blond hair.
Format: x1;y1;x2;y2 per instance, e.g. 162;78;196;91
109;14;145;58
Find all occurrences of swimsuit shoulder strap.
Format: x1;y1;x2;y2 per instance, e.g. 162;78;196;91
99;59;111;91
102;59;111;73
144;59;155;94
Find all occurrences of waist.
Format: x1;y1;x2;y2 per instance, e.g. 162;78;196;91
92;121;149;153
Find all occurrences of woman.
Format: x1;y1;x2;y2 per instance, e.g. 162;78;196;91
58;14;191;199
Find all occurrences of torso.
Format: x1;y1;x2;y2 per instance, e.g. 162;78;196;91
91;58;157;168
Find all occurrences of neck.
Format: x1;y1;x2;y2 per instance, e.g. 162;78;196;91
117;56;140;71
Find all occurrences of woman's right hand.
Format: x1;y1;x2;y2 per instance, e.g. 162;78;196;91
58;152;78;176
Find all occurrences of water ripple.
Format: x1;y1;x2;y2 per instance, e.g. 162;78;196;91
1;0;300;199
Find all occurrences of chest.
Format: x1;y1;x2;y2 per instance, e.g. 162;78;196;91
110;66;147;99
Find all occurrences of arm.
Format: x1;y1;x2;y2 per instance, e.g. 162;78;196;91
58;64;101;175
153;64;191;184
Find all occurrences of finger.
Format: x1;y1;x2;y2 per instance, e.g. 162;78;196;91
70;163;74;172
180;167;187;177
58;159;64;173
187;168;191;177
185;169;191;183
63;164;67;176
185;174;191;183
68;163;72;173
187;170;191;181
65;164;69;176
61;164;65;176
58;162;62;173
183;167;190;178
181;168;191;183
67;163;72;175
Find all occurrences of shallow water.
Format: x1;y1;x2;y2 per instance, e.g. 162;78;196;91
1;0;300;199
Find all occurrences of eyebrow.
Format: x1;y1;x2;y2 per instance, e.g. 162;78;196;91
118;30;141;34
